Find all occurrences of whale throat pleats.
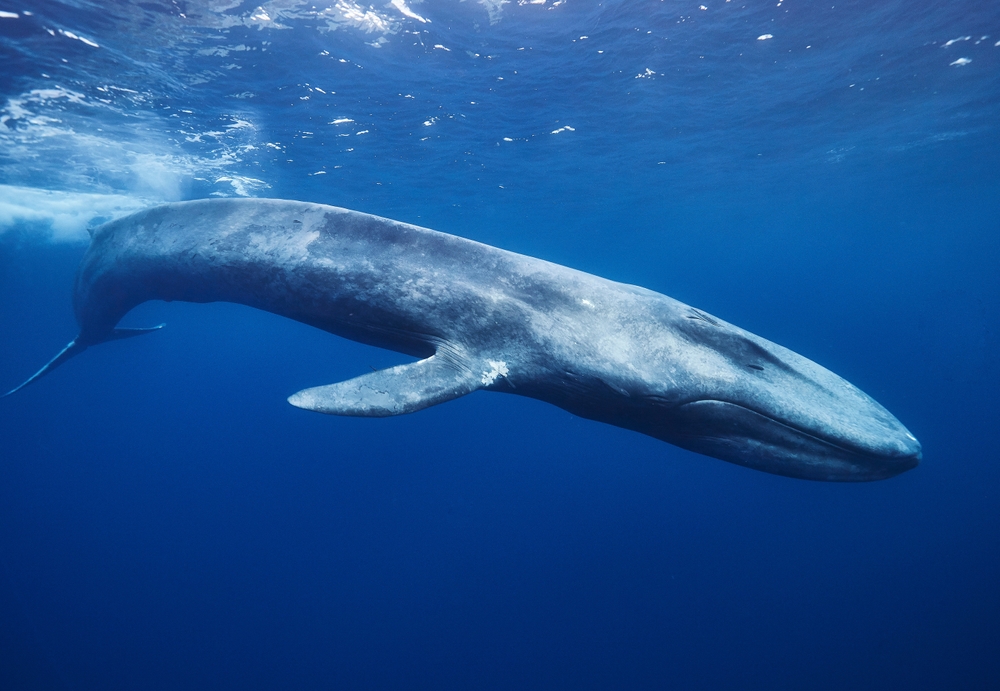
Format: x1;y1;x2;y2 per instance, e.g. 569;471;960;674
287;355;481;417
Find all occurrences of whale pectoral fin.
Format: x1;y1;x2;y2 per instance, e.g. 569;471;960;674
287;355;480;417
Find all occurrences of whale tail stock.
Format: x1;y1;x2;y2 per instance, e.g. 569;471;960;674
2;324;165;398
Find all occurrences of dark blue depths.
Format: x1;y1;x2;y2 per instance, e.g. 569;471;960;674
1;1;999;689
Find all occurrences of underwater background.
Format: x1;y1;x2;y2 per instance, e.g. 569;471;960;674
1;1;998;688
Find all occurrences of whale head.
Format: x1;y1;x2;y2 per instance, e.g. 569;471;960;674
633;308;921;481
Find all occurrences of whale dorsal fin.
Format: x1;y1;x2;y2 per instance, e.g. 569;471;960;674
287;355;482;417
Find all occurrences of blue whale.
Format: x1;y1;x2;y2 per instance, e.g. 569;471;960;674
5;198;920;481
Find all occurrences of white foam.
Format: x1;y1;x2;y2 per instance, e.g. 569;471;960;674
0;10;19;19
950;57;972;66
391;0;429;23
213;175;269;196
942;36;971;47
58;29;100;48
0;185;152;243
0;87;269;202
480;0;508;25
326;0;398;34
757;34;773;41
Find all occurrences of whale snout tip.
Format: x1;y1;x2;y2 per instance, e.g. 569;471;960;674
826;419;921;481
861;414;921;474
812;415;922;480
885;428;922;472
902;431;921;459
287;390;312;409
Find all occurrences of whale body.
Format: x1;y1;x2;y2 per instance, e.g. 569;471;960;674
5;198;921;481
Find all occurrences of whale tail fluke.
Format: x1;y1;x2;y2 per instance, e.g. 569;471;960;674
2;324;165;398
2;338;88;398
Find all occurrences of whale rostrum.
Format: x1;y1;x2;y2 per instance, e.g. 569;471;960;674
4;198;921;481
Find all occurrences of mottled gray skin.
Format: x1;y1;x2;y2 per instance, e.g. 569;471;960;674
9;198;921;481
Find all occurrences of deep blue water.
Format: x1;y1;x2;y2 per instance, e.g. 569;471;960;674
1;1;999;688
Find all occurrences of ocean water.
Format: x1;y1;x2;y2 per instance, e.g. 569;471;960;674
1;1;998;688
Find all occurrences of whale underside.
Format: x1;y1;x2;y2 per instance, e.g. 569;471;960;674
4;198;921;481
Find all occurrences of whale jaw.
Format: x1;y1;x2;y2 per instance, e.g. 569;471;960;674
667;399;921;482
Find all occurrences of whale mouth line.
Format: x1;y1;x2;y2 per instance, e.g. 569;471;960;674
677;398;921;464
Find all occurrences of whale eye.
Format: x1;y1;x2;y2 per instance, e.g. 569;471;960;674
747;364;764;371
